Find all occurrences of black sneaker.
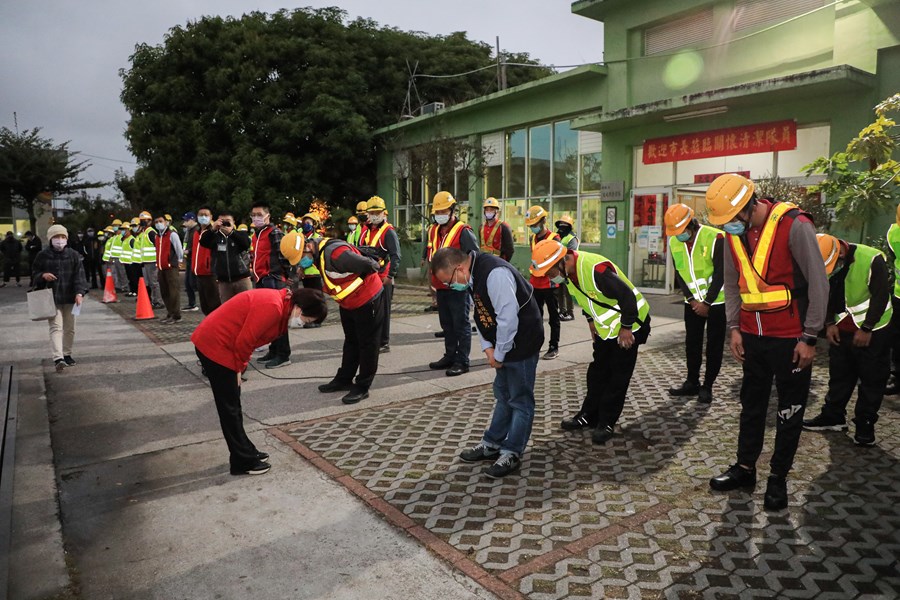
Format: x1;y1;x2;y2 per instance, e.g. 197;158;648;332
698;386;712;404
668;381;700;396
429;357;453;370
561;411;594;431
265;356;290;369
459;443;500;463
559;313;574;322
485;454;521;479
257;352;274;363
592;425;615;445
379;344;391;353
183;305;199;312
257;452;269;461
542;348;559;360
230;460;271;476
710;464;756;491
318;380;353;393
63;355;77;366
54;359;66;373
446;363;469;377
802;413;848;431
763;475;788;511
341;389;369;405
853;418;876;446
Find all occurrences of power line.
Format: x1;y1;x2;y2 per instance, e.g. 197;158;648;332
77;152;137;165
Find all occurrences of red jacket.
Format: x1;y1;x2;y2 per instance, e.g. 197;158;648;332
191;288;291;372
191;228;213;276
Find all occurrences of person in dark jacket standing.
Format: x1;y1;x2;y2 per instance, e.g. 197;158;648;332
192;281;328;476
200;211;253;303
432;247;543;479
0;231;24;287
32;225;89;372
187;207;220;314
181;212;200;312
83;228;103;289
249;201;291;369
152;214;184;323
24;231;42;276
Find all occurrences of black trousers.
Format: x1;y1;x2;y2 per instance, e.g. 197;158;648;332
555;285;574;317
436;288;472;366
823;328;890;423
683;303;727;387
736;334;812;477
334;292;385;392
533;288;561;350
85;259;101;288
195;349;260;469
185;269;198;307
126;263;142;293
381;281;393;346
197;274;221;315
2;259;20;283
256;276;290;359
890;296;900;374
579;334;641;428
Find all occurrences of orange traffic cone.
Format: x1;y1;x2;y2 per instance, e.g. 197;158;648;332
134;276;156;320
102;268;118;303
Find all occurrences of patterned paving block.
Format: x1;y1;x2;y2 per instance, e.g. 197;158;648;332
286;344;900;599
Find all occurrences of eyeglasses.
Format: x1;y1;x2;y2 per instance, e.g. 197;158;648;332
440;266;460;288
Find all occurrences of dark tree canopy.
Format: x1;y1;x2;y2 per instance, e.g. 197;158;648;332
120;7;551;219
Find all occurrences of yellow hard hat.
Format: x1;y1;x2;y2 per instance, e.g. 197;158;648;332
706;174;755;226
300;212;319;224
664;204;694;236
139;211;152;221
524;205;548;227
104;226;114;233
237;224;248;231
283;212;297;226
356;201;369;213
530;239;567;277
432;191;456;212
164;214;173;222
817;233;840;275
130;217;140;225
483;197;501;210
111;219;122;226
555;214;575;228
279;231;307;266
348;216;359;225
367;196;387;212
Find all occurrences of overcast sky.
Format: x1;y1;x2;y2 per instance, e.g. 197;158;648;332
0;1;604;197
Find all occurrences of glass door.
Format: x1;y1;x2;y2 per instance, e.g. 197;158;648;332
673;187;709;222
629;188;670;294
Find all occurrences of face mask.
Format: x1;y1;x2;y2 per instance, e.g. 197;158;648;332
156;222;168;232
301;223;314;234
299;256;314;269
132;226;141;233
368;214;384;225
723;221;746;236
530;225;543;235
675;231;692;242
76;233;83;239
198;216;211;226
484;211;497;221
550;274;566;285
251;216;266;228
51;238;67;250
348;224;357;231
87;231;95;237
434;214;450;225
449;282;469;292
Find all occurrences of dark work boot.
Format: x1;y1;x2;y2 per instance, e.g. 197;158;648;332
668;380;700;397
710;464;756;491
763;475;788;511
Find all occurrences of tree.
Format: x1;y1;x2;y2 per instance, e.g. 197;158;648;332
0;127;105;232
805;93;900;242
119;8;551;219
58;192;127;233
754;175;832;232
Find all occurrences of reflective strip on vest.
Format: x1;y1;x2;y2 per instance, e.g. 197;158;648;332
141;229;157;262
567;252;649;340
364;223;391;268
481;222;502;255
670;225;725;305
318;239;364;302
110;236;123;258
427;221;465;260
729;203;796;311
120;237;133;264
303;233;322;275
837;244;893;331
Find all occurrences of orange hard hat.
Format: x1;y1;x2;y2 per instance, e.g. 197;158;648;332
706;173;755;226
664;204;694;236
817;233;840;275
530;239;567;277
348;216;359;224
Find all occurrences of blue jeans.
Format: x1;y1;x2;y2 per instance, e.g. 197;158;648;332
482;352;540;457
436;288;472;366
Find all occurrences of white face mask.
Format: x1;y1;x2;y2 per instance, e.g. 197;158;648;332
155;222;167;232
51;237;67;250
198;215;211;226
368;214;384;225
348;224;357;231
484;211;497;221
434;214;450;225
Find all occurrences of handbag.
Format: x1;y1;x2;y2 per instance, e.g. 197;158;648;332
27;287;57;321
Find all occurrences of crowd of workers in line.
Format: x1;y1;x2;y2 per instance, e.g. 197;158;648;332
19;172;896;496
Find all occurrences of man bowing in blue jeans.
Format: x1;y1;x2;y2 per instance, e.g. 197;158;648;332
431;247;543;479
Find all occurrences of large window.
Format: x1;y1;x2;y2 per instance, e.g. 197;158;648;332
554;121;578;195
529;125;551;197
506;129;527;198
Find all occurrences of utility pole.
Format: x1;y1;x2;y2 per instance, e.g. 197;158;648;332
495;37;506;91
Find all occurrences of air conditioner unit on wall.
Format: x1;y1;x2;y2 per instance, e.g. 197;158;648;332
421;102;445;115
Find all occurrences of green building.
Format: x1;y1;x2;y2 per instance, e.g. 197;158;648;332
374;0;900;294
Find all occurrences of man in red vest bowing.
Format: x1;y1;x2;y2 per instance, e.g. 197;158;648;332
424;191;479;376
705;173;828;512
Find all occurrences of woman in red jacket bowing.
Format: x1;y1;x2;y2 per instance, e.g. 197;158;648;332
191;279;327;475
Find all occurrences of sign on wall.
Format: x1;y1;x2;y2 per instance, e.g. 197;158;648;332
642;120;797;165
600;181;624;202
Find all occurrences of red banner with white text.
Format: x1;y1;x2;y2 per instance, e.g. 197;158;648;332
642;120;797;165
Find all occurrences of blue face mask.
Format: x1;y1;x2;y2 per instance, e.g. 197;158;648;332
675;231;692;242
449;282;469;292
301;223;314;234
723;221;746;236
550;275;566;285
529;225;543;235
299;256;313;269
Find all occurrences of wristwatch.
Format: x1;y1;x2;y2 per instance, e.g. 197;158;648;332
799;333;817;346
860;324;874;333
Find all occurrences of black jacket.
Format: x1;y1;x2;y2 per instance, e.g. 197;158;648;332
199;229;251;282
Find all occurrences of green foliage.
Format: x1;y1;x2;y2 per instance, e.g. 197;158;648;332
754;174;832;231
805;93;900;242
0;127;105;231
57;192;127;233
119;8;551;220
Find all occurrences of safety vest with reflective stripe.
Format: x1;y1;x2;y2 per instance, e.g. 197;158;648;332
670;225;725;305
119;234;134;265
481;221;504;255
137;228;157;263
838;243;893;331
102;236;115;261
363;222;393;271
302;233;322;277
318;238;364;302
567;251;650;340
426;221;466;261
727;202;797;312
560;233;579;250
347;227;362;246
886;224;900;298
109;234;123;259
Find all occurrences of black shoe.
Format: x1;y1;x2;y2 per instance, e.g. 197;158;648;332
379;344;391;353
257;352;274;363
559;313;574;322
668;381;700;396
152;301;164;308
710;464;756;491
183;305;199;312
561;411;594;431
542;348;559;360
433;331;445;338
54;359;66;373
256;452;269;461
318;380;353;393
802;413;848;431
459;443;500;463
853;418;876;446
265;356;290;369
429;357;453;370
592;425;615;445
485;454;521;479
341;390;369;405
698;386;712;404
63;355;77;366
763;475;788;511
446;363;469;377
230;460;271;476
